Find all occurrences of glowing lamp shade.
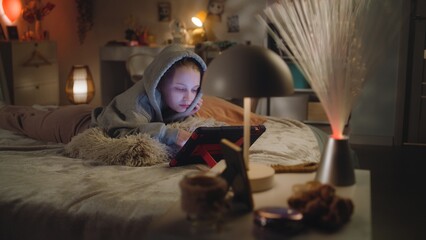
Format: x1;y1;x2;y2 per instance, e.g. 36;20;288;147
65;65;95;104
202;45;294;192
190;11;207;44
191;11;207;27
1;0;22;24
203;45;294;98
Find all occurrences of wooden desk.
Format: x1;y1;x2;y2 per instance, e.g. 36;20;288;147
145;170;371;240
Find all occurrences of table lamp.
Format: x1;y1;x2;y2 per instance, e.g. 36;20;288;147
190;11;207;44
202;44;294;192
65;65;95;104
191;11;207;28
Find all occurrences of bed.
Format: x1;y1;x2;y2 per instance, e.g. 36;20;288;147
0;96;329;240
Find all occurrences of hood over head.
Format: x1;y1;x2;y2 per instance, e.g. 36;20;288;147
142;44;207;122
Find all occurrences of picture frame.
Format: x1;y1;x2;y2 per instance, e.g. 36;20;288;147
6;26;19;40
227;15;240;33
0;24;6;40
158;2;171;22
220;139;254;212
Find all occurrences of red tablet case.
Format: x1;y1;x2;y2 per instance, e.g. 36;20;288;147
169;125;266;168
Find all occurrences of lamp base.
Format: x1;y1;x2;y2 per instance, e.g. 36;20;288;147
247;163;275;192
314;136;355;186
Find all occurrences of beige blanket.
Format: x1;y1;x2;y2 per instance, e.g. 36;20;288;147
63;116;321;168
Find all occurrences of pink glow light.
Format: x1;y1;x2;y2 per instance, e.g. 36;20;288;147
1;0;22;24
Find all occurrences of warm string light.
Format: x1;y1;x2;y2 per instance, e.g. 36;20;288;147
259;0;398;139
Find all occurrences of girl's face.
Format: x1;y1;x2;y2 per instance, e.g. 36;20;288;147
160;66;201;113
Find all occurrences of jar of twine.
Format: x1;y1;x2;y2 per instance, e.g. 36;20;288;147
179;172;229;230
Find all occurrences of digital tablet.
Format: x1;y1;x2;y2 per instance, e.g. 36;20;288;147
169;125;266;167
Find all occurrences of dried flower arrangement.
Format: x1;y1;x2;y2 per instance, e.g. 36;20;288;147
123;15;151;46
22;0;55;23
21;0;55;40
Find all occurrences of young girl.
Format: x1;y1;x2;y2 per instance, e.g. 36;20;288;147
0;45;207;147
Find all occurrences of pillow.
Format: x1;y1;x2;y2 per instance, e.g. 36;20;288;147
64;116;228;167
196;95;267;125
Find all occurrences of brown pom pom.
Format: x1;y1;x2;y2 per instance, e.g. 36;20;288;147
318;196;354;229
304;198;329;222
318;184;335;203
287;181;354;230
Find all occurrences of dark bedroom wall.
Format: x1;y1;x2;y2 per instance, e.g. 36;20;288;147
349;0;406;146
1;0;267;107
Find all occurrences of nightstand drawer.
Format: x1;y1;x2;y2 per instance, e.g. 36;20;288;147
0;41;59;105
14;81;59;106
11;42;57;65
14;63;59;87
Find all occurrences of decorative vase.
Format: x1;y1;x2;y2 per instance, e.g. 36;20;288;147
34;20;43;40
314;136;355;186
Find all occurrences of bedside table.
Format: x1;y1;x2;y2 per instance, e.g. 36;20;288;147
0;41;59;105
145;170;371;240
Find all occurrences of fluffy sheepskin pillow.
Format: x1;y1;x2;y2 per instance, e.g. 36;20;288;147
64;128;170;167
64;117;227;167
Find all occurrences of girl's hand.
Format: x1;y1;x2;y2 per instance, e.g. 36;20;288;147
176;130;192;147
190;98;203;115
